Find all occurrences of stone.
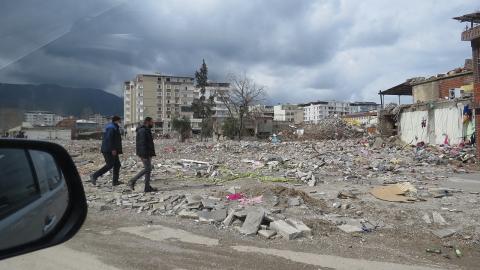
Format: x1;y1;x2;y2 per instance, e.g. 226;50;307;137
432;228;457;239
286;218;312;237
288;197;301;207
99;205;112;211
270;220;302;240
186;194;202;204
372;137;384;149
234;210;247;218
337;224;363;233
258;230;277;239
432;211;447;225
178;209;199;219
201;198;217;209
239;208;265;236
422;213;432;224
210;209;227;222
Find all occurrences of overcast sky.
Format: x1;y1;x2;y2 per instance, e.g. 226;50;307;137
0;0;477;104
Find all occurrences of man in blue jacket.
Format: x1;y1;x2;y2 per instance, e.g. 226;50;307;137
128;117;157;192
90;115;123;186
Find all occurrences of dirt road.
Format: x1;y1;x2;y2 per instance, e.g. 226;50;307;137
1;211;448;270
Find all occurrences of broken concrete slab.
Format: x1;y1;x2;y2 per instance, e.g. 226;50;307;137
270;220;302;240
286;218;312;237
432;211;447;225
258;230;277;239
422;213;432;224
337;224;363;233
178;209;199;219
201;198;217;209
287;197;302;207
234;210;247;218
432;228;457;238
239;208;265;236
223;209;236;226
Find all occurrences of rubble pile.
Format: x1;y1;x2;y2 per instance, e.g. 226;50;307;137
62;136;478;245
302;118;365;140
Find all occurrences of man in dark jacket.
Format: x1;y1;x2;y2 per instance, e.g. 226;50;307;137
90;115;123;186
128;117;157;192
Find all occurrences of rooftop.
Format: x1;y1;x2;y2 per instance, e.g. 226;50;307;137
453;12;480;24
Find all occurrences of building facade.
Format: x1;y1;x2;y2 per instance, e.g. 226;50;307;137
123;74;196;135
301;101;352;124
273;104;303;124
24;111;63;127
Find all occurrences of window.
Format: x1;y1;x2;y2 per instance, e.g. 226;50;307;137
30;150;63;191
0;149;40;219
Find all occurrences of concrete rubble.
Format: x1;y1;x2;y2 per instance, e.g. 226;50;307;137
59;133;478;245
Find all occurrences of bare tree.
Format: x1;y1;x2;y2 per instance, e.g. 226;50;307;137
216;73;265;140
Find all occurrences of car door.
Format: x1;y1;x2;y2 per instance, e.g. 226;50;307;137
29;150;69;236
0;148;45;250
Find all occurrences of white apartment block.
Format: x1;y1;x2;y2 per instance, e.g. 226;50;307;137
24;111;63;127
123;74;196;135
302;101;353;124
273;104;304;124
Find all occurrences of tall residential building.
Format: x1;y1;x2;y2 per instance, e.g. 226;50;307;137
123;74;195;135
24;111;63;127
273;104;304;124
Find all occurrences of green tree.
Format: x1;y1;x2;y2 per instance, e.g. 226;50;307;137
222;117;238;139
171;116;192;142
193;59;215;140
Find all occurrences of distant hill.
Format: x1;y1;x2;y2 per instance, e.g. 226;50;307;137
0;83;123;117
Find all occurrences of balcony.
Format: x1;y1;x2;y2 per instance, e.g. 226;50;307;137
462;25;480;41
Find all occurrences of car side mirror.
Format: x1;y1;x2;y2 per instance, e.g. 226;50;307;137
0;139;87;260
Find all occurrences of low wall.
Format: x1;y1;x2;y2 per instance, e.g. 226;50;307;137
398;99;474;145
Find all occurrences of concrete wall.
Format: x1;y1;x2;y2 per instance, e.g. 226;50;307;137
399;99;473;145
412;81;439;103
24;129;71;140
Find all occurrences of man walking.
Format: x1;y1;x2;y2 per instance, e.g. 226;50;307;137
90;115;123;186
128;117;157;192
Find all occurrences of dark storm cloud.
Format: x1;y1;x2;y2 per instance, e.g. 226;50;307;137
0;0;477;103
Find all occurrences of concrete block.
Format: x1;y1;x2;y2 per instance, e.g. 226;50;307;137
337;224;363;233
270;220;302;240
178;209;199;219
432;228;457;239
223;209;236;226
239;208;264;235
432;211;447;225
286;218;312;237
258;230;277;239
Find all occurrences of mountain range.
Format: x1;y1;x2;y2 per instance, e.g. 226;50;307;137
0;83;123;131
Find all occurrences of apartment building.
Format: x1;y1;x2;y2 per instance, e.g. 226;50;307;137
249;104;274;117
301;101;352;124
24;111;63;127
123;74;196;135
349;102;379;113
198;82;231;119
273;104;303;124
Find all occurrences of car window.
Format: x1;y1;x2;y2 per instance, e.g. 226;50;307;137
29;150;63;191
0;149;40;220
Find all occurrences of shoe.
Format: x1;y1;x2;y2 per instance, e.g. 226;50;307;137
90;174;97;185
112;181;124;187
127;180;135;190
144;186;158;193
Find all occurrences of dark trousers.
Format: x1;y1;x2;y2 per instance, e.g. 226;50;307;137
92;152;121;183
130;157;152;187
